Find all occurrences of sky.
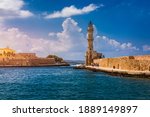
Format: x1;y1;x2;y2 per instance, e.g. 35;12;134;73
0;0;150;60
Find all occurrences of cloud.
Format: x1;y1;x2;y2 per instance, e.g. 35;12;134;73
96;35;139;51
143;45;150;51
0;0;33;21
45;4;102;19
48;18;85;52
0;17;140;59
0;18;86;59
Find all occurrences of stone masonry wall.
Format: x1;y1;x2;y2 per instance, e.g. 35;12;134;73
0;58;55;66
134;55;150;61
29;58;55;66
93;56;150;71
17;53;37;59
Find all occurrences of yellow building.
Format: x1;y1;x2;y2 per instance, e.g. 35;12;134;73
0;47;16;57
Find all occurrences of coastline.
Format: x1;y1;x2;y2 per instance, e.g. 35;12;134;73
74;65;150;78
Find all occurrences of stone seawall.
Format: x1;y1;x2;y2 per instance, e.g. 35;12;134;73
85;66;150;78
74;65;150;78
29;58;56;66
134;55;150;60
93;56;150;71
0;58;57;67
0;47;69;67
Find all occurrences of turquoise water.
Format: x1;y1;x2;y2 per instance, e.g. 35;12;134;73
0;66;150;100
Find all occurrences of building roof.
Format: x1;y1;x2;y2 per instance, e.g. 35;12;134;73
88;21;93;27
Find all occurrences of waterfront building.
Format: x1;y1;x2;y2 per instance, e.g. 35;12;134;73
0;47;16;57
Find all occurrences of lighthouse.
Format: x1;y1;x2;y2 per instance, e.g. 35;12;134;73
85;21;94;66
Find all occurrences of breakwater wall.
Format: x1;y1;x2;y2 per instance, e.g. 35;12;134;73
0;58;56;67
85;66;150;78
93;55;150;71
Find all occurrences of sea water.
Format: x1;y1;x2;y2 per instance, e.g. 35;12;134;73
0;66;150;100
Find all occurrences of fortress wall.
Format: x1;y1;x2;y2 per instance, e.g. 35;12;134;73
93;57;150;71
0;59;29;66
0;48;61;66
0;58;4;61
16;53;37;59
138;60;150;71
94;58;105;67
133;55;150;60
94;58;123;68
29;58;55;66
8;59;29;66
0;58;56;66
124;59;140;71
0;53;37;60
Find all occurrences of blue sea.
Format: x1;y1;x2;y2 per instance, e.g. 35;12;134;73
0;66;150;100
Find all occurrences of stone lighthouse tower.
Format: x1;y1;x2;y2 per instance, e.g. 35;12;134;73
85;21;94;66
